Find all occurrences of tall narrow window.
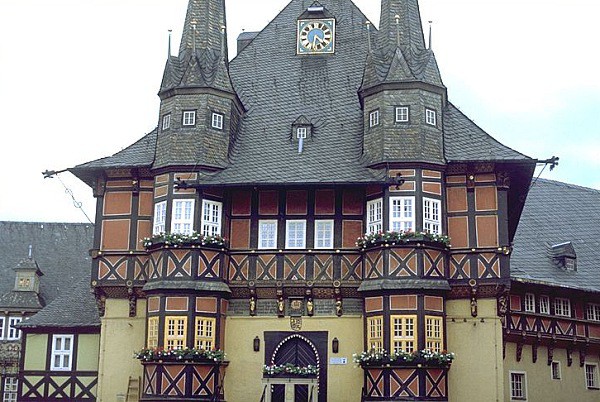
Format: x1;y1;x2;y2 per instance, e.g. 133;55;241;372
554;298;571;317
162;114;171;131
258;220;278;249
524;293;535;313
201;200;222;236
367;316;383;352
510;372;527;400
585;364;599;389
0;317;4;340
286;220;306;249
153;201;167;234
195;317;216;350
539;295;550;314
51;335;74;371
147;317;159;349
171;199;195;235
389;197;415;232
211;112;224;130
296;127;308;139
395;106;409;123
425;108;437;126
425;316;443;353
314;220;334;249
367;199;383;234
586;304;600;321
165;317;187;350
3;377;18;402
369;110;380;128
183;111;196;126
7;317;21;340
391;315;417;353
423;198;441;234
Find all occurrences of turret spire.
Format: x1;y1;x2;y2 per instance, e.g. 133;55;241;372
179;0;228;59
379;0;426;51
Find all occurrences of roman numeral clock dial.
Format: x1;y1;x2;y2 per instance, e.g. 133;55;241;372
297;19;335;54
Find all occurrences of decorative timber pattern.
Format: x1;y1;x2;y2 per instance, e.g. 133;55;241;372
363;366;449;401
141;362;224;400
20;373;98;401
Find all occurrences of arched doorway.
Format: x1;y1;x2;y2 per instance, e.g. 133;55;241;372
264;332;328;402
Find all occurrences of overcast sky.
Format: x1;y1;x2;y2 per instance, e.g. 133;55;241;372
1;0;598;224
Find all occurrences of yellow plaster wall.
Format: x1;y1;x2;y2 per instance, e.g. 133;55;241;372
76;334;100;371
224;316;363;402
504;343;600;402
23;333;48;371
97;298;146;401
446;298;504;402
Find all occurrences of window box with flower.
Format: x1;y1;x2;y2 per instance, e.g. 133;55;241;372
262;363;318;378
356;230;451;250
134;347;226;363
352;349;455;368
142;232;228;250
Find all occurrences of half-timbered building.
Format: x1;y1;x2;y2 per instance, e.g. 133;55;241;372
29;0;598;401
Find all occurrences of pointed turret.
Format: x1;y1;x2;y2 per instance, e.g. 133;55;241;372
359;0;446;166
154;0;244;170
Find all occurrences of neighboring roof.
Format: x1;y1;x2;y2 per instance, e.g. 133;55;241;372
0;290;44;311
17;277;100;330
0;222;94;307
443;103;533;162
511;179;600;293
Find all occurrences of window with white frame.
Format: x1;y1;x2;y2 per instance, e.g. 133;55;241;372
7;317;21;340
554;298;571;317
296;127;307;139
258;220;278;249
423;198;441;234
585;363;599;389
389;197;415;232
201;200;222;236
3;377;17;402
539;295;550;315
51;335;74;371
524;293;535;313
153;201;167;234
286;220;306;249
211;112;224;130
425;108;437;126
395;106;409;123
0;317;4;340
162;113;171;131
369;110;380;128
183;110;196;126
586;303;600;321
510;372;527;400
314;220;334;249
171;199;195;235
367;199;383;234
551;361;561;380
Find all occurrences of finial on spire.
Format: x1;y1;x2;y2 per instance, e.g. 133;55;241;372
428;21;433;50
395;14;401;46
220;25;227;57
366;21;372;53
28;245;32;259
168;29;173;57
192;22;197;53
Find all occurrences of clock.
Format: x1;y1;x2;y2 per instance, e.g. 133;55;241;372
297;19;335;54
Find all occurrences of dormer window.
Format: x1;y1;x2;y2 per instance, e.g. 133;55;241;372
18;277;31;290
551;242;577;271
369;110;380;128
425;108;437;126
211;112;224;130
183;111;196;126
162;114;171;131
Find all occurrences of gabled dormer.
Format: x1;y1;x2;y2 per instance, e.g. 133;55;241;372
550;241;577;271
154;0;245;170
13;256;43;294
359;0;446;167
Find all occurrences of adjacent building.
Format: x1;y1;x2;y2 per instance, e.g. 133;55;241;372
15;1;598;401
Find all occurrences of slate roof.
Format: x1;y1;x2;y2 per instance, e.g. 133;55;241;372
443;103;532;162
0;222;94;313
17;277;100;330
511;179;600;293
70;0;533;186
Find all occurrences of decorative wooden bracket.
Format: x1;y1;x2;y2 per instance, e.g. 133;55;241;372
532;343;538;364
469;279;478;318
516;343;523;362
547;345;554;366
128;287;137;318
277;289;285;318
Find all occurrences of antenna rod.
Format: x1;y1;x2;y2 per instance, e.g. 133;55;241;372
366;21;372;53
168;29;172;57
428;21;433;50
395;15;401;46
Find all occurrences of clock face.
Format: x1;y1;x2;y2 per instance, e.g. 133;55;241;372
297;19;335;54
